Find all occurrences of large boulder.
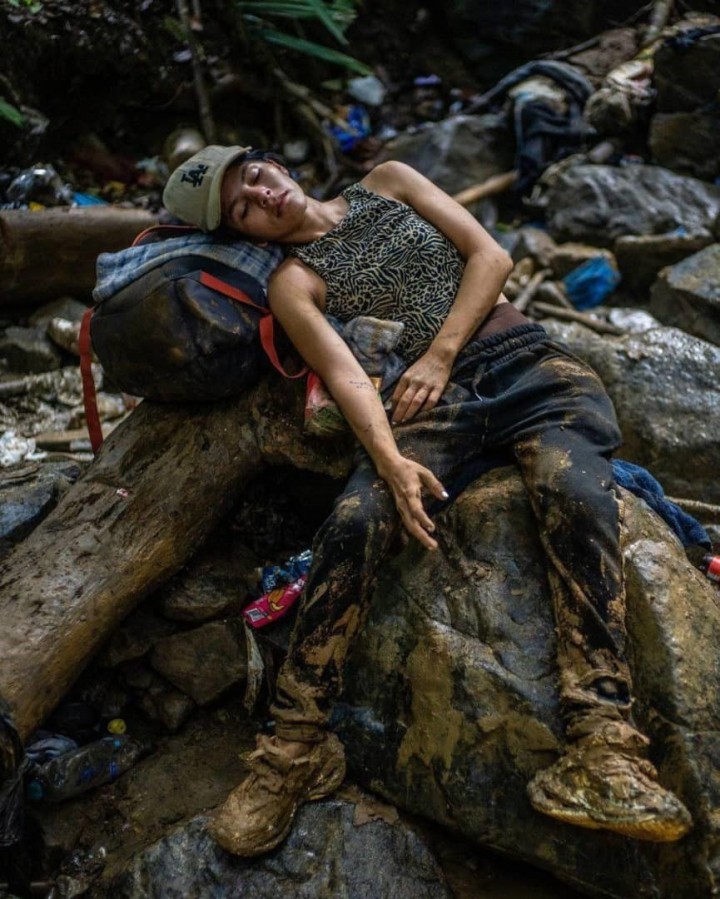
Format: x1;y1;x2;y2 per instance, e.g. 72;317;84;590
379;114;514;196
648;243;720;348
653;26;720;114
338;467;720;899
539;321;720;504
92;801;451;899
538;164;720;246
614;232;714;296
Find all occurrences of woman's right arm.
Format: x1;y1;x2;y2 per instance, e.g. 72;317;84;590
269;260;447;550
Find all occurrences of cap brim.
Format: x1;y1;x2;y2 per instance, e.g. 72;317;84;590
205;146;250;231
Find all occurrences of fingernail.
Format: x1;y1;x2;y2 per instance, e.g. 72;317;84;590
441;490;449;499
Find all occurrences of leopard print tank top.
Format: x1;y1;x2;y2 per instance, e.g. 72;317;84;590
286;182;464;362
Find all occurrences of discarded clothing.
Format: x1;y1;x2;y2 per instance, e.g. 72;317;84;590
468;60;596;191
612;460;711;549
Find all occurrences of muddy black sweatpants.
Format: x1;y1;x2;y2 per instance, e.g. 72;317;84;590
271;324;633;742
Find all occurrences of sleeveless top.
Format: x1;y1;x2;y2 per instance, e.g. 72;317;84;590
286;182;465;362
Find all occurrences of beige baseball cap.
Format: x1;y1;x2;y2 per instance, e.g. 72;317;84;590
162;144;251;232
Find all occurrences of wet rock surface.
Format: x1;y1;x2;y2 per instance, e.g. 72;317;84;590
338;468;720;899
540;321;720;503
648;243;720;347
539;164;720;246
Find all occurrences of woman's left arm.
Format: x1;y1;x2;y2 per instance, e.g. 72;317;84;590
364;161;514;422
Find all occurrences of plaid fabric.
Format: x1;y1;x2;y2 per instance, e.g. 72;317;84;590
93;232;283;303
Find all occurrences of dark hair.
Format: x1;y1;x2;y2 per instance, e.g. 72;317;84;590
243;148;287;167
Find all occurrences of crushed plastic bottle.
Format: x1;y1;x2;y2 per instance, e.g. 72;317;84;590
30;735;152;802
6;164;74;208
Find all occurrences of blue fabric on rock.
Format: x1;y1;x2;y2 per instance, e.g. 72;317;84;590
612;459;710;548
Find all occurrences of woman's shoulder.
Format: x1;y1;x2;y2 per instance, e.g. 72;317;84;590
269;256;325;303
360;160;418;200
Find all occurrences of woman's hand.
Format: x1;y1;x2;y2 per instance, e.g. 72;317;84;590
378;454;448;550
391;350;453;423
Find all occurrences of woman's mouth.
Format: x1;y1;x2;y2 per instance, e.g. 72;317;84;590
276;191;288;215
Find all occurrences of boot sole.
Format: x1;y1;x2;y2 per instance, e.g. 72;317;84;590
528;790;693;842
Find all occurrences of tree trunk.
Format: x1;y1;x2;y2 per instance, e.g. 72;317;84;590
0;207;157;308
0;378;349;740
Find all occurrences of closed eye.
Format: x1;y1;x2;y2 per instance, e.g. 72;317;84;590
241;165;261;219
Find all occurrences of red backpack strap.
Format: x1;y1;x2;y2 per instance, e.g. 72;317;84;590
198;271;268;313
132;223;199;247
79;307;104;454
199;272;307;379
258;315;307;379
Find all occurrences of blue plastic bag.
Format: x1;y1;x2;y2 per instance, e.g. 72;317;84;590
562;257;621;310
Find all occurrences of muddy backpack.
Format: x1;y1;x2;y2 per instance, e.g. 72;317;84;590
80;225;304;452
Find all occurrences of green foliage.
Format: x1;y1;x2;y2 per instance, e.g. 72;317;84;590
237;0;370;73
257;28;372;74
7;0;43;12
0;98;24;128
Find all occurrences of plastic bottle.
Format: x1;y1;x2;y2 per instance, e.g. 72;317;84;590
32;735;151;802
702;555;720;584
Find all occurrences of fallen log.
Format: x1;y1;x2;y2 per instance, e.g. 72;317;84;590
450;170;518;207
529;300;626;336
0;207;157;309
0;378;349;740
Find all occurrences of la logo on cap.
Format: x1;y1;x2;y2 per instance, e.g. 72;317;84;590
180;163;209;188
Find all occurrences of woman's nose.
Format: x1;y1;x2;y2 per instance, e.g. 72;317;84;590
248;185;271;206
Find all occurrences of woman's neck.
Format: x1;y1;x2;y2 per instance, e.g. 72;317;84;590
288;194;349;243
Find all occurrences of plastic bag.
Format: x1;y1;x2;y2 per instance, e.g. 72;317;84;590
562;257;621;310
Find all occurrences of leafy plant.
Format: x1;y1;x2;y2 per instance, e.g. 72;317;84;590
7;0;43;12
237;0;371;74
0;98;24;128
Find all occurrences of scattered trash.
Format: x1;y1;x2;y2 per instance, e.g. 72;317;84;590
106;718;127;735
0;431;43;467
702;555;720;584
72;192;108;206
259;549;313;592
562;257;621;310
282;138;310;165
25;733;79;766
28;735;152;802
413;74;442;87
47;317;82;356
326;105;372;152
243;575;307;629
4;164;74;208
242;550;313;629
347;74;386;107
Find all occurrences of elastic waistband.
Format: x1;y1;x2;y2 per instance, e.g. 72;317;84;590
457;322;548;365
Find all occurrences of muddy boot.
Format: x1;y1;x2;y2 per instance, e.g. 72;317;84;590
527;720;692;841
208;731;346;856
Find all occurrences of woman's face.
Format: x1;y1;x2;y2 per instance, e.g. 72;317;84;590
220;159;306;241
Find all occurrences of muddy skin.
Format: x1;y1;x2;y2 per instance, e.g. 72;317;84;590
227;324;691;847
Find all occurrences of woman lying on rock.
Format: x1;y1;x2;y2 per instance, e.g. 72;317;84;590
163;146;692;854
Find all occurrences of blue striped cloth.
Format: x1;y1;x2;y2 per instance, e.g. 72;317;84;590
93;232;283;302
